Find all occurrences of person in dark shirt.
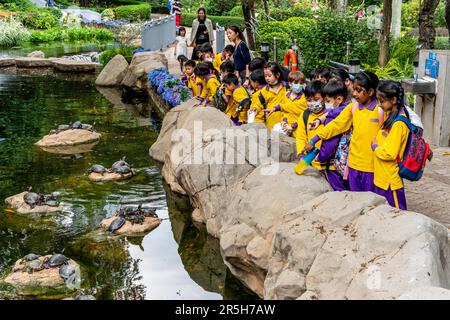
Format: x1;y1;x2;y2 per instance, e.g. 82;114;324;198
227;25;251;85
171;0;182;27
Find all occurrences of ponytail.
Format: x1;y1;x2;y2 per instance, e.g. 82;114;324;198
377;80;409;130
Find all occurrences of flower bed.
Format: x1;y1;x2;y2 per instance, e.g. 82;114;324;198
147;68;191;107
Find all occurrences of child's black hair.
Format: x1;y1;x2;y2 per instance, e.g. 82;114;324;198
331;69;351;82
194;62;209;77
377;80;410;130
354;71;379;95
222;73;239;86
264;62;282;80
249;69;266;86
321;79;348;100
319;67;332;82
304;80;325;99
203;61;220;78
249;57;266;72
177;55;189;72
200;43;214;54
220;60;235;73
310;67;323;79
223;44;235;54
178;26;186;33
184;60;196;68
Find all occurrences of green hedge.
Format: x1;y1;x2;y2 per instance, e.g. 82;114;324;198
18;8;59;29
100;46;136;65
113;3;151;21
180;13;245;29
28;27;116;43
151;5;170;14
256;14;380;76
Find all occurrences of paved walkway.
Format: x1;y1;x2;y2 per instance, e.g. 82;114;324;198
405;146;450;228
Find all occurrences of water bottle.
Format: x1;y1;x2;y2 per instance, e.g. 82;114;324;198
294;147;319;175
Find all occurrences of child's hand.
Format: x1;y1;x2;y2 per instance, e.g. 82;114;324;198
372;137;377;146
264;108;277;116
282;123;293;135
250;108;258;113
427;149;433;161
308;119;320;130
303;142;314;154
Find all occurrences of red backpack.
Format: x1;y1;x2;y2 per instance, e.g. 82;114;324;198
392;115;431;181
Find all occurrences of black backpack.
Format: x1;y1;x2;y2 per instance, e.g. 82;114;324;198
212;88;228;112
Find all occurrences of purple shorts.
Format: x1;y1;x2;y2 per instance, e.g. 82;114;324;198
347;167;375;192
319;170;349;191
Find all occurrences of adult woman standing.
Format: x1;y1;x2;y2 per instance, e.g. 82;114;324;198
227;26;251;85
190;8;214;60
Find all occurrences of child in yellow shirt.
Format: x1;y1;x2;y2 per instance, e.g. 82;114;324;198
250;62;286;130
213;45;235;73
194;62;220;106
265;71;307;137
304;71;382;193
221;73;251;125
182;60;201;98
371;80;410;210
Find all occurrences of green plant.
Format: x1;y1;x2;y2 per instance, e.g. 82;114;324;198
29;27;62;43
101;8;115;20
18;8;59;30
0;18;30;47
113;3;151;21
435;37;450;50
0;0;35;11
100;46;136;64
27;26;115;43
227;5;242;16
180;13;245;29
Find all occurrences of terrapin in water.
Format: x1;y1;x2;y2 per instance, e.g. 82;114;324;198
25;258;45;274
44;253;69;268
110;157;132;175
137;205;158;218
70;121;83;129
41;193;60;207
108;216;126;233
87;164;107;175
23;187;43;209
80;124;93;131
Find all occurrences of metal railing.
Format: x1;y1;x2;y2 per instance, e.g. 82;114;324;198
141;14;176;51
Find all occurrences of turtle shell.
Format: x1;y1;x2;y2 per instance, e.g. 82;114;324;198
23;253;40;262
46;254;69;268
108;217;126;233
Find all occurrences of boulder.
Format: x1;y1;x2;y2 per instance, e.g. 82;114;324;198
27;51;45;58
35;129;101;147
15;57;53;68
95;54;129;87
3;255;81;297
4;192;64;215
37;141;100;155
88;171;133;182
264;191;450;300
397;286;450;300
219;163;331;296
0;58;15;67
100;216;162;236
52;59;97;73
121;51;168;94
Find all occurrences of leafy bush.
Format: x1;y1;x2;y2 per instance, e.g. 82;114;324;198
151;5;169;14
0;18;30;47
113;3;151;21
435;37;450;50
18;8;59;29
180;13;245;29
28;26;115;43
100;46;135;64
227;5;242;16
259;6;315;21
101;8;115;20
256;13;379;76
0;0;35;11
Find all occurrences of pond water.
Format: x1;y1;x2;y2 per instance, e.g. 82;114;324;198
0;73;257;300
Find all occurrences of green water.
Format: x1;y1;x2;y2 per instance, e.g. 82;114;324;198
0;73;257;300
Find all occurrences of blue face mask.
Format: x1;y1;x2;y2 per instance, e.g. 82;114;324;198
291;83;303;93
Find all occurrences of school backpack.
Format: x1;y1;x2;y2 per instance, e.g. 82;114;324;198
212;88;227;112
334;103;384;179
391;115;431;181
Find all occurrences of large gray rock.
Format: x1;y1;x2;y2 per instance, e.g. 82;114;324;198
0;58;15;67
264;191;450;300
52;59;97;73
397;286;450;300
95;54;129;87
15;57;53;68
121;51;168;94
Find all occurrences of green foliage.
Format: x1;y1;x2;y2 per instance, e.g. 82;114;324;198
99;46;135;64
261;6;315;21
227;5;242;16
0;0;35;11
434;1;447;28
18;8;59;30
28;26;115;43
180;13;245;29
113;3;151;21
435;37;450;50
200;0;239;16
402;0;448;29
0;18;30;47
256;13;379;76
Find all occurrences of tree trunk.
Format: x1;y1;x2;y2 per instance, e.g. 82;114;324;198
391;0;402;38
418;0;441;49
446;0;450;42
261;0;270;20
242;0;256;50
379;0;393;67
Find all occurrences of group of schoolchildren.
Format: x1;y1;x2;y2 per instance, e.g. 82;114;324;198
176;45;431;211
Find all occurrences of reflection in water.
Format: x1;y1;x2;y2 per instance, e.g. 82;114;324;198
0;73;255;300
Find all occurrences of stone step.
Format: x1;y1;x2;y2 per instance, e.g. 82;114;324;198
15;57;53;68
52;59;97;73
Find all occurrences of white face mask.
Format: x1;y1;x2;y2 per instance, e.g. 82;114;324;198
325;102;334;111
307;101;324;113
291;83;303;94
205;57;213;62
